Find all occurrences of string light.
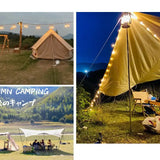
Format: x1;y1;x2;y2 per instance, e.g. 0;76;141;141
111;43;115;48
49;25;54;29
24;24;29;28
10;25;16;30
146;27;150;32
154;34;158;38
64;24;70;28
0;26;4;30
36;26;41;30
112;51;115;55
116;37;119;41
108;63;112;67
140;21;144;26
110;57;114;61
106;69;110;73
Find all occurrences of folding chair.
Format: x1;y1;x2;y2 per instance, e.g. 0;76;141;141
132;89;152;116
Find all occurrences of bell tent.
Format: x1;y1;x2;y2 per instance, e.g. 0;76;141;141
0;132;19;151
31;29;73;60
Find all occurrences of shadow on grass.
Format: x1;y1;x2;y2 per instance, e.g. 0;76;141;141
22;149;73;156
0;150;13;154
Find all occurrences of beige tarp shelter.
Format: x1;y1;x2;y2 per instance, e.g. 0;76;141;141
20;128;64;138
99;12;160;96
31;29;73;60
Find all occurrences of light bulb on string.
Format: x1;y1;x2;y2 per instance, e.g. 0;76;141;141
64;24;70;28
10;25;17;30
49;25;54;29
36;26;41;30
24;24;29;28
0;26;4;30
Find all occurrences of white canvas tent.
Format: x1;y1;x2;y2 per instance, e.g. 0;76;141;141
31;29;73;60
0;132;19;151
20;128;64;138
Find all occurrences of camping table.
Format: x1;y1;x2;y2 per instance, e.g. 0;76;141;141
144;100;160;107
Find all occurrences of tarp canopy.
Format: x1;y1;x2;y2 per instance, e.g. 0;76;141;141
0;132;9;135
20;128;64;138
31;29;73;60
99;12;160;96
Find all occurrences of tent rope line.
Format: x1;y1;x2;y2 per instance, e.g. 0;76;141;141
79;18;121;86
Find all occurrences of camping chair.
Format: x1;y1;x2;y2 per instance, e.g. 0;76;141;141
132;89;152;116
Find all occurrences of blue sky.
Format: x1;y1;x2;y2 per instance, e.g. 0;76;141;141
0;12;73;37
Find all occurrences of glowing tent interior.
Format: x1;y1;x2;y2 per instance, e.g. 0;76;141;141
31;29;73;60
92;12;160;103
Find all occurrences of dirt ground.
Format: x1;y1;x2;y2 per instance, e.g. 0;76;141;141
0;50;73;84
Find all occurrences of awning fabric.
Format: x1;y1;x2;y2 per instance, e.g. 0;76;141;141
20;128;64;138
99;12;160;96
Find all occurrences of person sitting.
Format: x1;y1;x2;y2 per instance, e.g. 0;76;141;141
32;139;39;150
40;139;45;150
47;139;53;150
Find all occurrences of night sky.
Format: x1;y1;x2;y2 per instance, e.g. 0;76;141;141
76;12;160;67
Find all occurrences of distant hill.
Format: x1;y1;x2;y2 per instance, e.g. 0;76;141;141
0;87;73;123
77;63;107;72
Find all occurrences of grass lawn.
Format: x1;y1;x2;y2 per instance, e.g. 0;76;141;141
77;100;160;143
0;49;73;84
0;121;73;160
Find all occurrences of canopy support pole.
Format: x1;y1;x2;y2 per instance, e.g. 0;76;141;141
126;28;132;133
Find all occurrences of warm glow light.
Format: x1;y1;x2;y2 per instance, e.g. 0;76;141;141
101;79;104;82
24;24;29;28
116;37;119;41
64;24;70;28
154;34;158;38
93;99;96;102
140;21;144;26
36;26;41;29
99;83;102;87
0;26;4;30
49;25;54;29
121;14;131;25
111;43;115;48
112;51;115;55
108;63;112;67
110;57;113;61
96;95;98;98
146;28;150;32
10;25;16;30
104;74;107;77
97;91;100;94
106;69;110;72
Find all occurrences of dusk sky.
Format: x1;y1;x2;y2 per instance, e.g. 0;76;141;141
0;12;73;37
77;12;160;65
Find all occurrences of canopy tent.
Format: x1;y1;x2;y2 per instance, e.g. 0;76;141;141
31;29;73;60
99;12;160;97
0;132;19;151
20;128;64;138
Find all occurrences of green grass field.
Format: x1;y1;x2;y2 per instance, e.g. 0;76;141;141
0;121;73;160
0;49;73;84
77;100;160;143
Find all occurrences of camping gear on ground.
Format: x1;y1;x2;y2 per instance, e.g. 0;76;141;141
142;116;160;134
31;29;73;60
0;132;19;151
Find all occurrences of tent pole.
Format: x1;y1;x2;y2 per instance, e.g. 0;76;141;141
126;27;132;133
